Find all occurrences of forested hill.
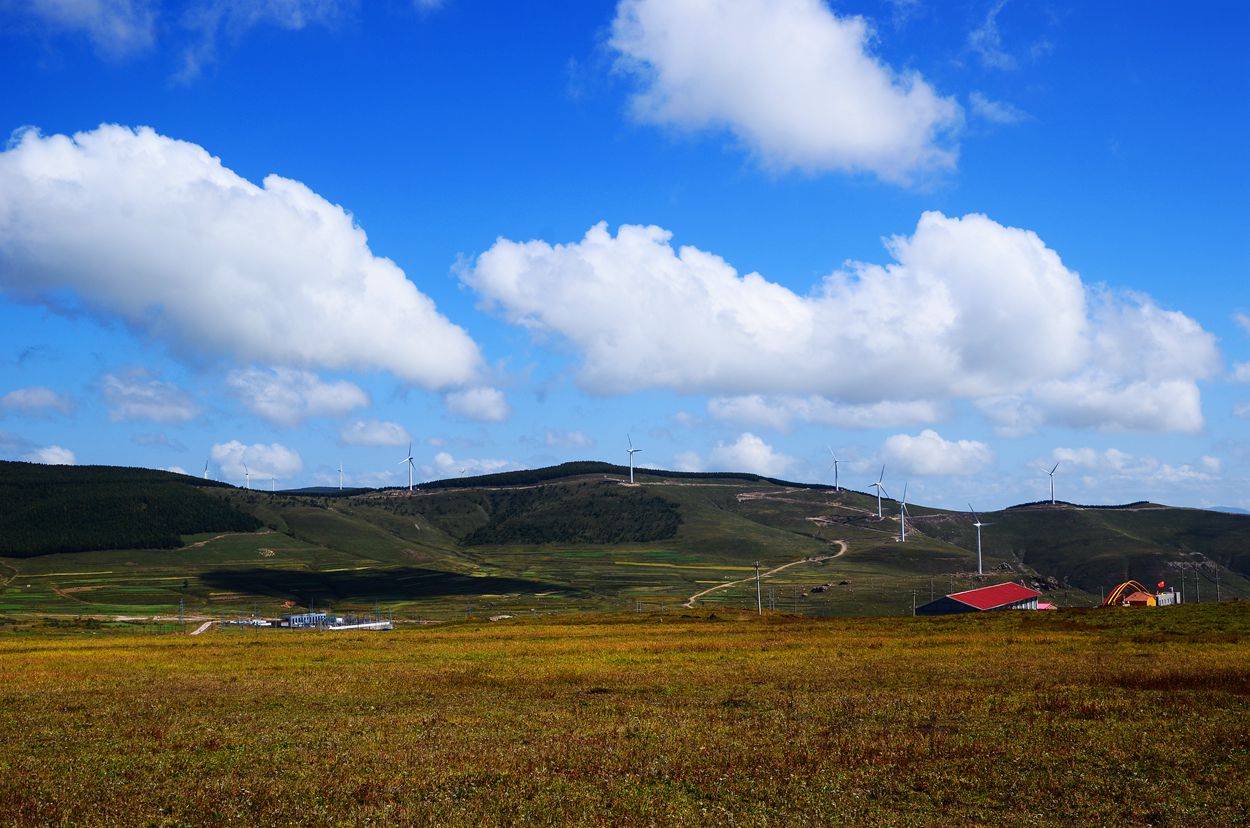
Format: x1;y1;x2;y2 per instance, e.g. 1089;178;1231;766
0;462;260;557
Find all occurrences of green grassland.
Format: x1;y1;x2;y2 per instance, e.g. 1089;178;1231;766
1;461;1247;619
1;604;1247;826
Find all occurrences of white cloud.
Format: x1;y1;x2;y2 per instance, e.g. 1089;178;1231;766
545;430;593;448
466;214;1217;432
226;366;367;426
0;125;482;388
967;0;1015;70
1052;446;1221;486
882;429;992;476
673;450;703;472
13;0;157;57
709;394;939;431
969;91;1029;124
339;419;412;447
101;371;198;423
164;465;190;476
1235;312;1250;336
1232;362;1250;383
1;386;72;415
706;432;794;477
425;451;516;479
177;0;352;81
443;386;510;422
609;0;961;182
210;440;303;482
1237;402;1250;419
23;444;76;465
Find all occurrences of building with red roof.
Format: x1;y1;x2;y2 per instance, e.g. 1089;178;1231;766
915;582;1043;616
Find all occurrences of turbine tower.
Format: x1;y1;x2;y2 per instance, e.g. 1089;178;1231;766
626;435;642;485
399;442;416;492
271;477;276;492
1045;462;1059;504
899;483;910;542
243;463;250;490
969;503;993;575
826;446;840;491
338;463;343;492
202;460;210;480
869;465;886;518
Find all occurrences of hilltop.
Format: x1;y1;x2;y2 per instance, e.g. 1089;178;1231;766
0;460;1247;618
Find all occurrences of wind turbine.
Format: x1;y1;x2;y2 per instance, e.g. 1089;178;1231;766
338;463;343;492
271;477;276;492
826;446;840;491
1044;462;1059;504
869;465;886;518
899;483;910;542
202;460;210;480
399;442;416;492
969;503;993;575
243;463;250;490
626;435;642;485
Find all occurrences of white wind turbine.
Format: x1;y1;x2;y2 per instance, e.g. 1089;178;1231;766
399;441;416;492
898;482;911;542
826;446;840;492
1044;462;1060;504
626;435;642;485
869;465;886;518
338;463;344;492
271;477;276;492
202;459;210;480
243;463;250;490
969;503;993;575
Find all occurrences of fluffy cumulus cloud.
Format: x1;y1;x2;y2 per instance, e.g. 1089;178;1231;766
0;125;482;388
465;214;1218;432
226;367;367;426
23;444;76;465
882;429;992;475
1233;362;1250;383
101;371;198;423
609;0;961;182
1053;447;1221;485
443;386;510;422
704;432;794;477
425;451;516;479
9;0;158;57
1;386;72;415
545;430;594;448
210;440;302;482
339;418;412;447
709;394;939;431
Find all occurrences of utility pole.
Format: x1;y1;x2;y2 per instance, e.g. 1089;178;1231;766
1215;570;1221;601
755;561;762;616
911;590;917;616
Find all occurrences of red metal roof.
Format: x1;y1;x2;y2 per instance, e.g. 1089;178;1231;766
948;582;1042;610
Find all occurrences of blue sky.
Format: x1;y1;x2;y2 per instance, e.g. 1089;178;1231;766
1;0;1247;510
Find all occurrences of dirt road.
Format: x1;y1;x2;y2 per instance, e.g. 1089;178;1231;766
683;540;847;609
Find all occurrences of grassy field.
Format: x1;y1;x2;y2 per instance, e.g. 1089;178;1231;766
1;603;1247;826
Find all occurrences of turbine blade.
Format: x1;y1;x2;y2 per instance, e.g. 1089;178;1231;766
1050;462;1060;474
877;465;885;483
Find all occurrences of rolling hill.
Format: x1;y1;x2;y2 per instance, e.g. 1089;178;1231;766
0;460;1246;618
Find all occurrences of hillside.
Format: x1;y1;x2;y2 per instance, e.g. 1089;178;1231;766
0;461;260;557
0;461;1247;618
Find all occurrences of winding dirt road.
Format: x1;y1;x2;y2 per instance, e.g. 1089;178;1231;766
683;540;847;609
